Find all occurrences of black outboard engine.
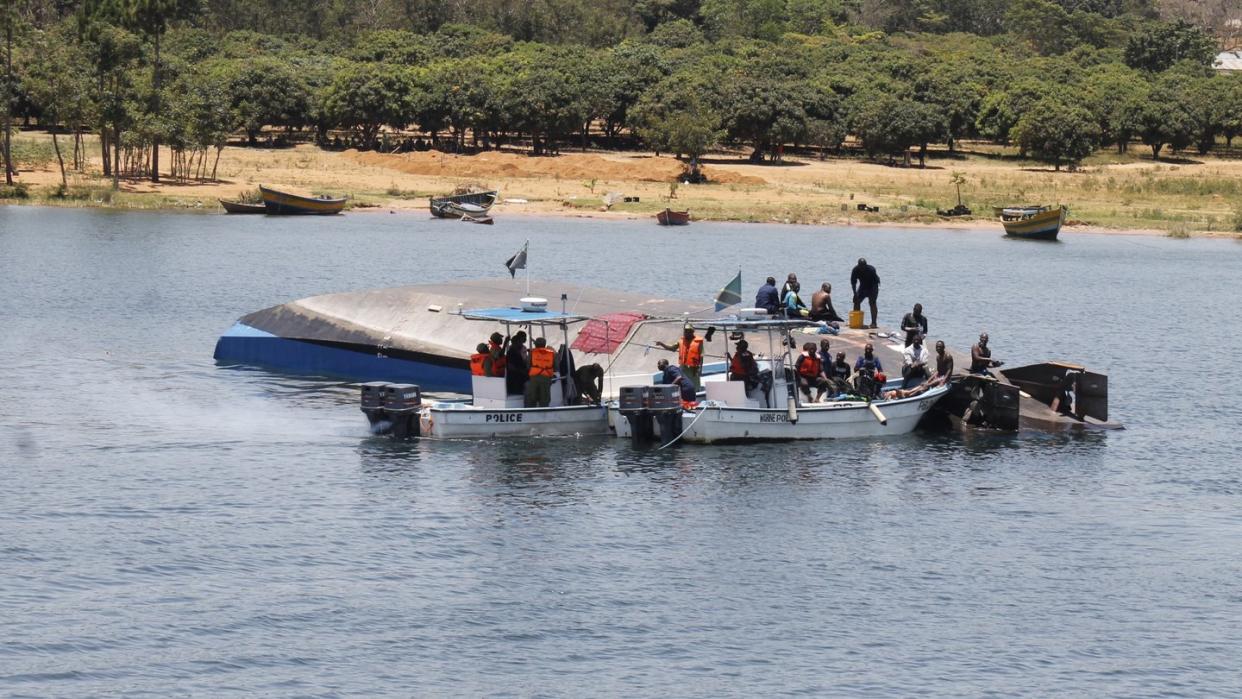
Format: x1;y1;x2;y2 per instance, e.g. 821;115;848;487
360;382;422;439
619;386;655;444
360;382;390;433
382;384;422;439
618;385;683;446
649;384;683;442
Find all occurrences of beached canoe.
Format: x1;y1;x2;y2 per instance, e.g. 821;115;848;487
259;185;347;215
430;190;498;218
656;209;690;225
1000;205;1065;240
220;200;267;214
460;214;494;225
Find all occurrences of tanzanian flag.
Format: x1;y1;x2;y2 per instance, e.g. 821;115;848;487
714;270;742;311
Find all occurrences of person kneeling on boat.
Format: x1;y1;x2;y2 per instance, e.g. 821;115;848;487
901;334;931;389
796;342;832;402
470;343;492;377
525;337;556;407
657;359;696;404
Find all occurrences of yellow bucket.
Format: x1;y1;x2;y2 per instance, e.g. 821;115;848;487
848;310;865;329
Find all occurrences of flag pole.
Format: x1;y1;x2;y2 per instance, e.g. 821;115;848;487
525;240;530;297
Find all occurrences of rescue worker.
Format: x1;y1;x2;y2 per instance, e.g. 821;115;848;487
656;325;705;389
784;281;809;318
810;283;844;323
469;343;491;377
525;336;556;407
729;339;760;391
574;363;604;405
487;331;507;377
795;341;831;402
929;340;953;387
754;277;780;316
505;331;529;396
850;257;881;329
970;332;1004;375
901;333;930;389
853;342;885;397
657;358;696;403
827;351;852;395
900;303;928;347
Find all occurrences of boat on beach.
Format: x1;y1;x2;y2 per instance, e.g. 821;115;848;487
430;190;498;218
259;185;348;215
656;209;690;226
219;199;267;214
1000;205;1066;240
460;214;494;225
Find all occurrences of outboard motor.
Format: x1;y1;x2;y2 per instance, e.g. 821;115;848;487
619;385;685;446
382;384;422;440
649;384;683;442
360;382;390;433
619;386;655;445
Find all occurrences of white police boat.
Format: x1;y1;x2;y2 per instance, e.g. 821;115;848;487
417;298;609;439
611;311;949;444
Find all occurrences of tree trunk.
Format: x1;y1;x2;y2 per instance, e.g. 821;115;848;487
101;129;111;176
150;31;161;183
3;21;12;186
918;143;927;168
1151;143;1162;161
112;125;120;190
52;130;66;186
211;145;222;181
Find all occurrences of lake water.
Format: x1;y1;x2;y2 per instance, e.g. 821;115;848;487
2;206;1241;697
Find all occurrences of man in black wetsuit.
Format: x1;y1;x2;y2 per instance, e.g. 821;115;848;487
900;303;928;347
850;258;880;329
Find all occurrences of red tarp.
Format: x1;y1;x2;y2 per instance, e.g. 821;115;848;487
571;312;647;355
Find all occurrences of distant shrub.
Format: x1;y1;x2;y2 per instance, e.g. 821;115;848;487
0;183;30;199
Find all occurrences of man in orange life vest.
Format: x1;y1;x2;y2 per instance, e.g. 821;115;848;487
795;341;832;402
525;337;557;407
487;332;507;377
656;325;705;389
469;343;491;377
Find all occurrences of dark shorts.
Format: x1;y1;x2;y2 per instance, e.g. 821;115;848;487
853;287;878;304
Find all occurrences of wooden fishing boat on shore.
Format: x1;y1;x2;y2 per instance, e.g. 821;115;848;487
656;209;690;226
1000;205;1065;240
219;199;267;214
430;190;498;218
259;185;347;215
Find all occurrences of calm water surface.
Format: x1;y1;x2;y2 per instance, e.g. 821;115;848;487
2;207;1240;697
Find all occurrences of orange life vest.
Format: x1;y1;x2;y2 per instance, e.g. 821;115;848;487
488;342;506;377
469;353;488;376
679;337;704;368
529;347;556;377
797;353;821;380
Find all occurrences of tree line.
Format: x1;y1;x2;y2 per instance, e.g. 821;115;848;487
2;0;1241;189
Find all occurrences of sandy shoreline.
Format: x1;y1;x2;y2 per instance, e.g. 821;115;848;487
4;135;1239;239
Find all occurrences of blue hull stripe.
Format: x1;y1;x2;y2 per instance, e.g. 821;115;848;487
212;322;472;392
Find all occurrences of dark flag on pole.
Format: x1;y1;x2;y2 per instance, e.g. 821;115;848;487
714;270;742;311
505;241;528;278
